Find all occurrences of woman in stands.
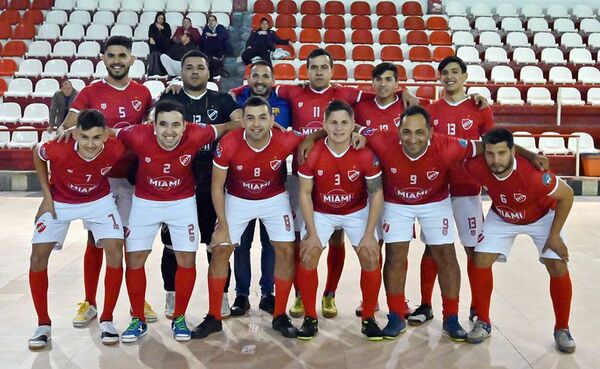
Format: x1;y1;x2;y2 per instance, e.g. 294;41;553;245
241;17;293;65
148;12;172;54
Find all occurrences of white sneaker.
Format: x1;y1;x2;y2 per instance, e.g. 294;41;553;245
165;291;175;319
99;321;120;345
73;301;97;327
28;325;51;350
221;293;231;319
554;329;576;353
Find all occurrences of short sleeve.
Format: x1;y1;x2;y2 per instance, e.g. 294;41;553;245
464;157;486;186
212;133;232;170
337;86;362;106
229;85;246;98
442;135;476;165
38;141;54;162
480;107;494;136
537;171;559;197
115;125;139;149
219;93;241;120
297;148;316;179
282;130;305;154
362;149;382;180
274;84;291;100
358;127;387;156
188;123;217;150
69;86;91;113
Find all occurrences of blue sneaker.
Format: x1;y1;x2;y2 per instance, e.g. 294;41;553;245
172;315;191;342
121;318;148;343
381;312;407;340
442;315;467;342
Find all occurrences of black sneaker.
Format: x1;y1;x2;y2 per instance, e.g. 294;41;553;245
361;317;384;341
230;295;250;317
272;314;298;338
297;317;318;341
259;294;275;315
407;304;434;326
191;315;223;339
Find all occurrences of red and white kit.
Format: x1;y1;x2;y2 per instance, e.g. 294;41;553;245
354;96;405;135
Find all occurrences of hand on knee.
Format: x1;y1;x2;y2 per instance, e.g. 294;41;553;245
545;259;568;277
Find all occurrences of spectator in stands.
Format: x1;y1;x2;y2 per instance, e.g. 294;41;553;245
241;18;292;66
48;80;78;133
200;14;232;78
160;31;199;77
172;17;201;47
148;12;172;54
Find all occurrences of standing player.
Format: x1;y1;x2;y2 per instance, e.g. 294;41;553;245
28;110;126;349
297;100;383;341
409;56;494;325
464;128;575;353
58;36;156;325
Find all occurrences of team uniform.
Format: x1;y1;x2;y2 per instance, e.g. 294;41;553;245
354;96;405;135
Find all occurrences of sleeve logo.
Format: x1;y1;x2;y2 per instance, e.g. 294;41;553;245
458;138;468;148
542;173;552;186
362;128;375;136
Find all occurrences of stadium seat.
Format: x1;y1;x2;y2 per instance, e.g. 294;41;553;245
85;24;109;41
42;59;69;78
496;87;524;105
506;32;530;47
449;16;471;31
588;34;600;48
98;0;120;11
324;1;345;15
496;4;518;17
467;86;493;104
377;16;399;30
547;4;569;18
0;23;12;39
568;132;599;153
12;23;36;39
554;19;576;33
20;103;49;124
433;46;454;62
350;1;371;16
275;0;295;14
402;1;423;16
187;0;210;12
165;12;183;28
275;28;296;42
299;44;319;60
351;15;372;30
466;65;488;82
404;16;426;30
275;14;296;28
491;65;517;83
67;59;94;78
412;64;436;81
570;49;594;65
541;48;566;64
452;31;475;46
301;15;323;29
143;80;164;100
445;1;466;16
15;59;43;77
539;132;570;154
501;17;523;32
353;64;374;81
479;32;503;47
416;85;437;100
143;0;165;12
457;46;480;63
324;45;346;61
470;3;492;17
332;63;348;80
50;41;76;58
534;32;558;48
139;11;158;25
187;12;206;27
45;10;68;26
484;47;509;63
76;41;101;58
587;88;600;105
395;64;407;81
380;46;404;62
132;42;150;59
0;103;21;123
577;67;600;84
7;127;38;148
0;9;21;25
61;24;85;41
22;9;45;26
273;63;296;81
426;16;448;30
572;4;594;19
527;87;554;105
513;131;539;153
513;48;538;64
406;30;427;45
297;64;308;80
300;0;321;15
376;1;397;16
561;33;584;48
549;66;575;83
26;41;51;58
165;0;187;12
475;17;497;32
527;18;549;33
324;29;346;44
299;29;321;43
2;41;27;57
133;25;150;42
520;65;546;84
0;59;18;76
352;45;375;61
111;24;133;38
4;78;33;98
521;4;543;18
351;30;373;44
558;87;585;105
68;79;86;91
0;126;10;148
130;60;146;79
54;0;76;11
117;11;139;27
31;0;53;10
69;10;91;26
211;0;233;13
93;10;115;26
32;79;60;98
75;0;98;11
381;30;402;45
9;0;29;10
429;31;451;46
580;19;600;33
409;46;432;62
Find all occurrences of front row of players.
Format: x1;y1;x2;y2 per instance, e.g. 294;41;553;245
28;97;576;353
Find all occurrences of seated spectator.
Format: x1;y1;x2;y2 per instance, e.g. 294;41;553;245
148;12;172;54
160;31;199;76
200;14;232;78
172;17;201;47
241;18;292;65
48;80;78;133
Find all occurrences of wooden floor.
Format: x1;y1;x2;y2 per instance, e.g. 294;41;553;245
0;193;598;369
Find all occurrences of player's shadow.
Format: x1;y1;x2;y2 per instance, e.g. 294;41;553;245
29;343;84;369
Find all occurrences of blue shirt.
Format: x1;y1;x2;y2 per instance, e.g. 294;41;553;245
236;87;291;129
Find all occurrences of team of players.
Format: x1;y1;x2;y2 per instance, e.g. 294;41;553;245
26;36;576;354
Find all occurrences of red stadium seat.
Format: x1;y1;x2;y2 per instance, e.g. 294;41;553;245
427;16;449;30
407;30;429;45
324;29;346;44
325;45;347;61
324;15;345;29
380;45;404;62
21;10;44;25
275;14;297;28
31;0;52;9
402;1;423;16
351;16;372;30
276;0;297;14
350;1;371;16
354;64;374;81
2;40;26;57
376;1;397;16
253;0;274;13
352;45;375;61
332;63;348;80
251;14;272;29
299;44;319;59
377;16;399;30
277;44;295;59
299;29;322;43
404;16;425;30
413;64;437;81
273;63;296;81
301;15;323;29
0;10;21;25
0;59;17;76
324;1;345;15
298;64;308;80
300;1;321;15
12;23;36;39
379;30;401;45
0;23;12;39
352;30;374;44
275;28;297;43
0;78;7;96
416;85;437;100
9;0;29;10
395;64;408;81
409;46;432;62
429;31;452;46
433;46;455;62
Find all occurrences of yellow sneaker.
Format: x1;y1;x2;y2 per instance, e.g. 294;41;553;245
144;301;158;322
72;301;97;327
321;296;337;319
289;297;304;318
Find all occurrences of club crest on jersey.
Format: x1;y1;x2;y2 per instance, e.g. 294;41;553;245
36;221;46;233
270;159;282;170
207;109;218;121
101;103;107;109
179;154;192;166
514;193;527;202
462;118;473;130
298;102;303;108
67;169;73;174
391;168;397;174
433;119;439;126
394;116;402;127
236;165;243;171
347;170;360;182
317;170;323;176
100;166;112;176
427;171;439;180
145;157;151;163
132;100;142;112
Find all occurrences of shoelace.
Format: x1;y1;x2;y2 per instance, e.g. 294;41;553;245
173;317;187;331
126;318;141;332
76;302;89;316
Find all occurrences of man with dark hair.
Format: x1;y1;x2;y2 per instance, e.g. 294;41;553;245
464;128;575;353
28;109;127;349
172;17;201;46
57;35;155;327
160;31;199;77
200;14;231;78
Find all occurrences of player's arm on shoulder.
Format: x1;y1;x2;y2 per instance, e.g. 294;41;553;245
298;174;321;261
543;177;574;261
210;164;232;247
297;129;326;165
57;110;78;134
470;93;490;109
33;143;56;220
361;173;383;266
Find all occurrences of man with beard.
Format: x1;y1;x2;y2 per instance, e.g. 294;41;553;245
57;36;156;327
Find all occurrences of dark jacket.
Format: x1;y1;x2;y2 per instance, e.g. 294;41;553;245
172;26;201;46
148;22;172;53
166;41;198;61
49;90;78;127
245;29;289;52
200;24;231;58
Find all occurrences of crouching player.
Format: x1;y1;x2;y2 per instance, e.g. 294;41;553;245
297;100;384;341
29;110;126;349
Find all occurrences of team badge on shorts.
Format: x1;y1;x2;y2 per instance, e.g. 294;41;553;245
132;100;142;111
477;233;485;243
188;224;196;242
441;218;449;236
382;222;390;233
461;118;473;130
180;154;192;166
36;221;46;233
427;171;439;180
347;170;360;182
514;193;527;202
283;215;291;232
270;159;282;170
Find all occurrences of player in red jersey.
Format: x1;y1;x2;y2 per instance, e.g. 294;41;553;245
117;100;237;343
28;110;126;350
410;56;495;326
57;36;156;326
296;100;383;341
464;128;576;353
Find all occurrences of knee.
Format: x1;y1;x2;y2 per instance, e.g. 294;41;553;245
176;252;196;268
430;245;458;267
125;252;146;269
100;240;123;267
545;259;568;277
473;252;496;269
30;252;48;271
210;245;232;264
300;255;319;270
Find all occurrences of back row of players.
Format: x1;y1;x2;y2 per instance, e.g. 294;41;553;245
26;36;575;354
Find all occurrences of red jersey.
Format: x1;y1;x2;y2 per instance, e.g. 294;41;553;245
298;139;381;215
213;128;304;200
427;97;494;197
354;96;405;135
38;137;126;204
70;79;153;178
117;123;217;201
361;129;476;205
465;156;558;225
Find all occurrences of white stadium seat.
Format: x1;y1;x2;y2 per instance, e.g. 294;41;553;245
50;41;76;58
588;88;600;105
132;42;150;59
0;103;22;123
41;59;69;78
15;59;43;77
69;10;92;26
452;31;475;46
0;126;10;148
93;61;108;78
188;0;211;12
32;79;60;98
496;4;518;17
7;127;38;149
67;59;94;78
479;31;502;47
568;132;599;154
547;4;569;18
40;131;53;143
26;41;52;58
513;131;539;153
165;0;188;12
121;0;143;12
60;24;85;41
449;16;470;31
541;48;566;64
549;66;575;83
467;86;493;104
143;80;165;100
20;104;50;124
53;0;75;11
211;0;233;13
527;87;554;106
570;49;594;65
143;0;165;12
496;87;524;105
558;87;585;105
130;60;146;79
580;19;600;34
470;3;492;17
539;132;570;155
84;24;109;41
93;10;115;26
475;17;497;32
133;25;150;41
466;65;488;83
588;34;600;48
573;5;594;18
527;18;549;33
117;11;139;27
110;24;133;38
513;48;538;64
188;12;207;28
76;41;101;58
520;66;546;84
139;12;157;26
75;0;98;11
553;19;575;33
521;4;543;18
36;24;61;40
506;32;530;47
491;65;517;83
211;13;230;27
484;47;509;63
457;47;480;63
561;33;584;48
501;18;523;32
98;0;120;11
68;79;86;91
577;67;600;84
4;78;33;98
534;32;557;48
445;1;467;16
165;12;184;28
45;10;68;26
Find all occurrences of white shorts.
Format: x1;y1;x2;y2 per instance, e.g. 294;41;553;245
225;192;295;246
108;178;134;226
451;195;484;248
382;197;456;245
32;195;123;248
286;174;304;232
126;196;199;253
476;210;564;263
301;206;369;248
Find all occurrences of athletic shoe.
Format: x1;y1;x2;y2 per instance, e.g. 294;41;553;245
554;329;576;353
72;301;97;327
144;301;158;322
361;318;383;341
230;295;250;317
297;317;318;341
442;315;467;342
354;301;380;317
221;293;231;319
289;297;304;318
99;321;120;345
321;295;337;319
381;313;407;340
191;315;223;339
407;304;433;326
164;291;175;319
121;318;148;343
467;320;491;344
259;294;275;315
28;325;51;350
272;314;298;338
468;307;478;323
171;315;191;342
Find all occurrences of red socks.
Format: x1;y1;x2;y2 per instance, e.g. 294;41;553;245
360;267;382;319
471;266;493;324
441;296;459;319
29;269;51;326
125;266;146;322
386;293;408;317
173;266;196;318
83;237;103;307
208;276;227;320
99;266;123;322
298;265;318;319
274;277;293;317
550;273;572;330
324;243;345;295
419;254;437;306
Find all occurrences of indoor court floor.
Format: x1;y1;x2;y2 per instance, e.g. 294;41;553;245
0;193;598;369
